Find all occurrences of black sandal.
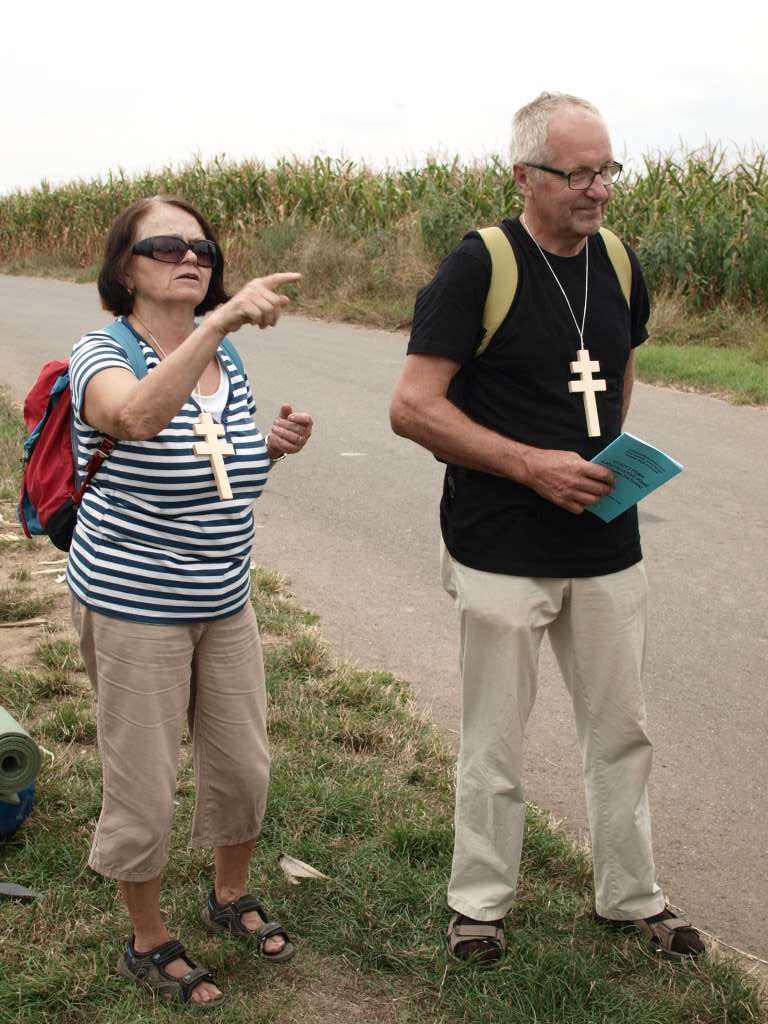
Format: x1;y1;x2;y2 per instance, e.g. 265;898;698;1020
201;891;295;963
593;906;705;960
447;912;506;966
116;936;224;1008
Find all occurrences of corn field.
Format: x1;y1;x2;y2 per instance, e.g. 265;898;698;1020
1;149;766;309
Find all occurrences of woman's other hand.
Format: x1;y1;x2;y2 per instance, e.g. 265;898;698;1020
266;404;313;459
210;273;301;334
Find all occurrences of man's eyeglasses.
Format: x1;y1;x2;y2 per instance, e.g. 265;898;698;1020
132;235;219;268
525;161;623;190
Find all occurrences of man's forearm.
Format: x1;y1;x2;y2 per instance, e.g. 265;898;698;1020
391;391;535;485
390;386;615;515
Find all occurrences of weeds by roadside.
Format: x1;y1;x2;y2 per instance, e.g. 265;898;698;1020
0;586;53;623
639;292;768;402
0;394;27;502
34;636;84;674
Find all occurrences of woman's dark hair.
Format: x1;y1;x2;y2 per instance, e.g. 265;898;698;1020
97;195;230;316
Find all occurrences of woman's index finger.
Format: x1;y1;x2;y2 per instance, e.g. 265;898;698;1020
260;272;302;289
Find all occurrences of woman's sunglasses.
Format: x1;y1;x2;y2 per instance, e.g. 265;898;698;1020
132;235;218;268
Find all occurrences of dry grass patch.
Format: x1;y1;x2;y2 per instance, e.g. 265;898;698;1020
226;219;433;329
651;289;768;351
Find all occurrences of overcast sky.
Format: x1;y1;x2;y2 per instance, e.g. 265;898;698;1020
1;0;766;196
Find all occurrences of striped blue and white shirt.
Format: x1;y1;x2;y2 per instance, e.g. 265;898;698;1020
66;326;269;624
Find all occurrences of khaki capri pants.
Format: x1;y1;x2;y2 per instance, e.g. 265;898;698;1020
71;598;269;882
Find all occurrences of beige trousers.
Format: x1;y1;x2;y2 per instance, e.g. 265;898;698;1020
441;545;665;922
71;598;270;882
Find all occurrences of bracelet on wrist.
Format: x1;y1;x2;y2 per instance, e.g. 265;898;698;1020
265;433;287;465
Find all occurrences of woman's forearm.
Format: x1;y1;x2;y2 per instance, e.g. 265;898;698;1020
86;317;227;439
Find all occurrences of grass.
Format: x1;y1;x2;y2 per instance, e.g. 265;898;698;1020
0;258;99;284
0;665;78;703
0;586;54;623
0;386;27;502
637;344;768;403
249;566;319;637
640;292;768;402
34;635;85;674
37;698;96;745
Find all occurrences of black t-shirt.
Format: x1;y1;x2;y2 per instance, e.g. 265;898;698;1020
407;217;650;577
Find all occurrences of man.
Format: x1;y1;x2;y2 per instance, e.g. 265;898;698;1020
389;92;703;964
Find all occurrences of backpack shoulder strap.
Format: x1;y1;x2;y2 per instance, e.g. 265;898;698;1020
220;337;245;379
598;227;632;308
474;226;630;354
100;320;246;380
98;319;149;378
476;226;519;357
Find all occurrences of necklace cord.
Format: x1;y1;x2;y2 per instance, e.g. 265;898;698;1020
519;215;588;350
130;314;205;395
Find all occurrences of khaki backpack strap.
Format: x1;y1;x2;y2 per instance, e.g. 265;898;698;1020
476;226;519;356
598;227;632;308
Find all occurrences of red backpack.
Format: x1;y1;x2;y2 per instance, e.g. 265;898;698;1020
18;321;147;551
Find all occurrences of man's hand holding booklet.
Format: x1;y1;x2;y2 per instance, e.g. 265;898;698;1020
587;433;683;522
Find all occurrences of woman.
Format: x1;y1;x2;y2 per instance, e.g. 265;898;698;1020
68;195;313;1008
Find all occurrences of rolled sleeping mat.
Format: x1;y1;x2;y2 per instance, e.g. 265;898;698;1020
0;706;42;805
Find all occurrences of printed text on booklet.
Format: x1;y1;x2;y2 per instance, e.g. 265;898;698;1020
587;432;683;523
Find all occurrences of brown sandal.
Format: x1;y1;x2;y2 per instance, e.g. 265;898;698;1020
447;912;506;966
201;891;295;963
594;907;705;960
116;937;224;1008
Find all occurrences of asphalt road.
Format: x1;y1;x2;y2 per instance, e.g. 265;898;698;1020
1;275;766;960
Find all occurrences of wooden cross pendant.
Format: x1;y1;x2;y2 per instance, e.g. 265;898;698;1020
568;347;607;437
192;412;235;500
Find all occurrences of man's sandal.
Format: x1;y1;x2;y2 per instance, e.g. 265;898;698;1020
116;937;224;1009
201;891;295;963
447;912;506;966
593;906;705;960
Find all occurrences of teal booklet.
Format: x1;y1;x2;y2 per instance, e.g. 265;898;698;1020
587;432;683;523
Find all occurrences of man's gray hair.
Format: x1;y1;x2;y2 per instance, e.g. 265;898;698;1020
510;92;602;166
